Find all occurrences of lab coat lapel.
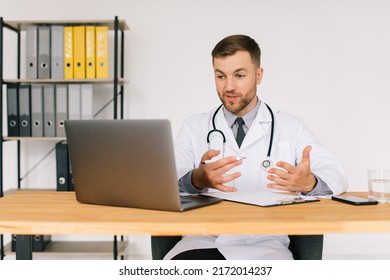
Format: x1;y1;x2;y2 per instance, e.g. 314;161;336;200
240;103;272;150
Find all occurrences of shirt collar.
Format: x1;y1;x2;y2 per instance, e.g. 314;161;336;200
223;97;261;129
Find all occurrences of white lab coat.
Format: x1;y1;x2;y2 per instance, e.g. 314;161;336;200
165;102;348;260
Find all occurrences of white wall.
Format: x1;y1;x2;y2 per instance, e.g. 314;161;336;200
2;0;390;259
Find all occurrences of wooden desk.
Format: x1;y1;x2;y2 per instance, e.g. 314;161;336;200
1;190;390;259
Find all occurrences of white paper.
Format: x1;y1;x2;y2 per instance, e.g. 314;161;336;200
203;190;318;207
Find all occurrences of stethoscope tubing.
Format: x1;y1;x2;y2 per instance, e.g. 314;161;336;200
263;103;274;159
206;103;275;170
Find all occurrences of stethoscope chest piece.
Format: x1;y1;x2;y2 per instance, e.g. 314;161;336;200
261;157;273;171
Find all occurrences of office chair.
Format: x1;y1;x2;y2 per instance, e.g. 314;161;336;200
151;235;323;260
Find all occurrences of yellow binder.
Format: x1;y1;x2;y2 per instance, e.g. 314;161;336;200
85;26;96;79
95;26;108;79
64;26;73;79
73;26;86;79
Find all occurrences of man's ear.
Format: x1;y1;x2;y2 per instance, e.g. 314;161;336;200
256;67;264;85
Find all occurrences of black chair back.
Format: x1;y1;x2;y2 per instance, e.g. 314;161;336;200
151;235;323;260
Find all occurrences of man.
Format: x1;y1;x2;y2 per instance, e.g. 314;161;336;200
165;35;347;260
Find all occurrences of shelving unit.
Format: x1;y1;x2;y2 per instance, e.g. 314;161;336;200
3;240;129;259
0;16;129;260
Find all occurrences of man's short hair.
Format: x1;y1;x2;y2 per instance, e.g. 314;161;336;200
211;35;261;67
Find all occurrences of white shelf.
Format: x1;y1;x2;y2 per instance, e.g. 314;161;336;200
4;19;129;31
3;78;127;84
3;136;66;141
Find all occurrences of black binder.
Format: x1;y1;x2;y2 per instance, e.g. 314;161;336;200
56;142;70;191
18;85;32;137
7;84;19;136
12;234;51;252
68;163;75;191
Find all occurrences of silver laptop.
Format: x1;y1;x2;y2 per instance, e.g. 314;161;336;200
64;119;221;211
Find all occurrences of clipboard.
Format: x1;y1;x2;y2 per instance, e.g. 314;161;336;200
202;190;320;207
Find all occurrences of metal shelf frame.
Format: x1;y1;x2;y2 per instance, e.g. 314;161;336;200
0;16;128;260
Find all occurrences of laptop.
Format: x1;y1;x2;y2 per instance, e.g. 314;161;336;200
64;119;221;211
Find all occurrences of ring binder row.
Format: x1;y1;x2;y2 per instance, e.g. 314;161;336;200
27;24;108;80
6;83;93;137
11;235;51;252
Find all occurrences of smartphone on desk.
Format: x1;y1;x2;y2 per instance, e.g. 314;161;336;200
331;195;378;205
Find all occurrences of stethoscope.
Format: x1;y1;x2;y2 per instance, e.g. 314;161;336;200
206;103;275;171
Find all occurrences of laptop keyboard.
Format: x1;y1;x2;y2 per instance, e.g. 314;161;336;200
180;196;195;205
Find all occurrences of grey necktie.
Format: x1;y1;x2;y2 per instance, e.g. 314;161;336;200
235;117;246;147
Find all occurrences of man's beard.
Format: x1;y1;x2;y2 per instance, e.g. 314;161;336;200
219;92;256;115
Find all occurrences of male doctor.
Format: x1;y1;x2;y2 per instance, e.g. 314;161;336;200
165;35;347;260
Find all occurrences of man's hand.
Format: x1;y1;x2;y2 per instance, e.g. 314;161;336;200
267;145;317;193
191;149;243;192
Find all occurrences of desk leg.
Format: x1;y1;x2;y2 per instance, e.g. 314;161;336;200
16;235;33;260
